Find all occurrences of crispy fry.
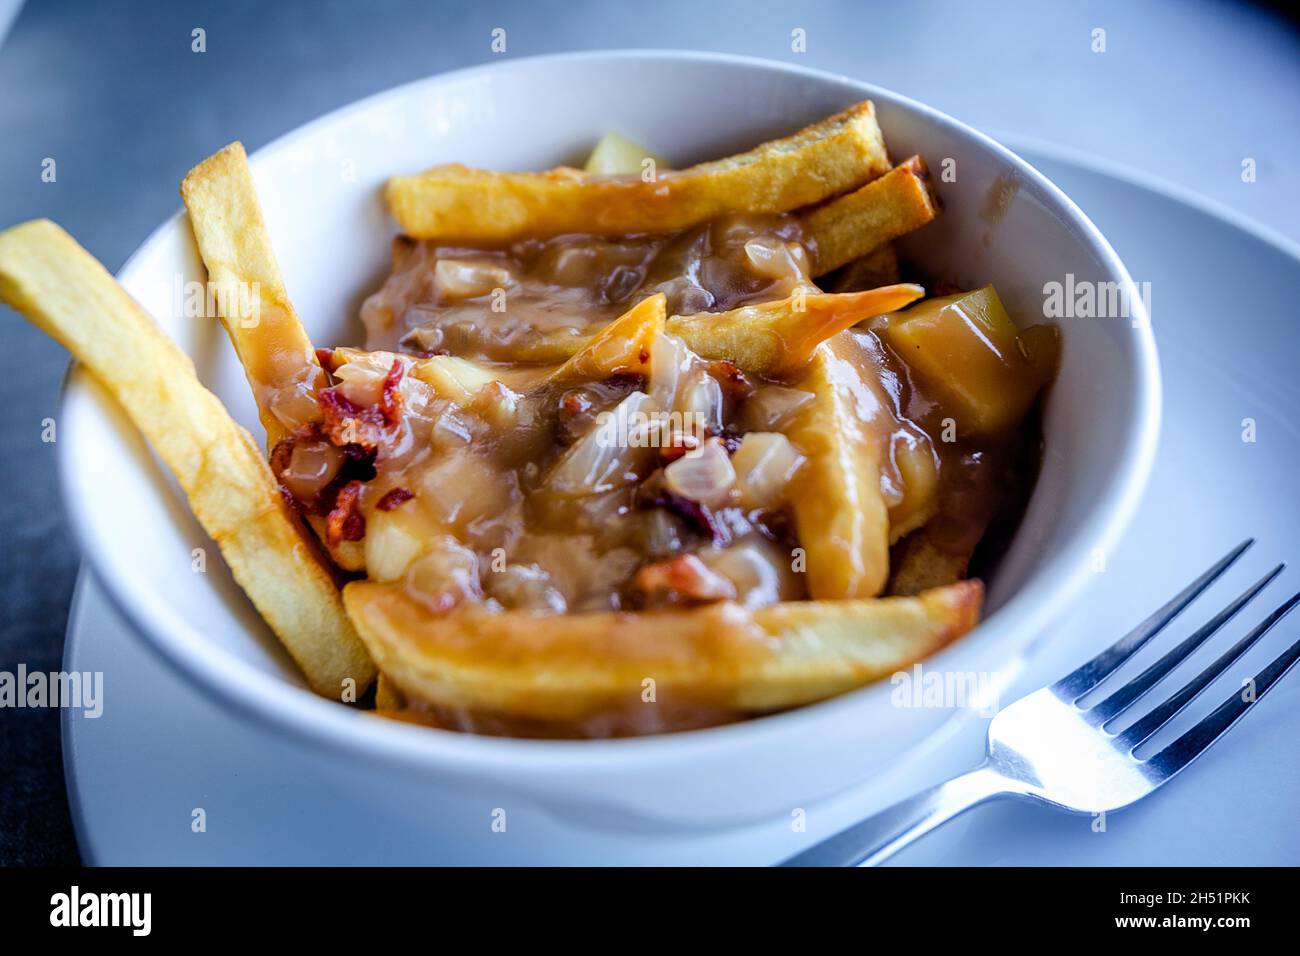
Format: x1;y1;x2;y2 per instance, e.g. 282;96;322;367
785;341;893;599
387;102;891;242
825;243;901;293
665;285;923;376
509;286;923;374
888;523;978;596
0;219;374;696
181;142;325;447
546;292;665;386
182;143;367;571
343;579;982;720
803;156;939;276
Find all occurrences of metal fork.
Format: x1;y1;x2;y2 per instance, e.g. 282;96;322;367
781;539;1300;867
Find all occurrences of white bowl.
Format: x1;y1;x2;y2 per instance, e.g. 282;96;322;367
59;51;1158;838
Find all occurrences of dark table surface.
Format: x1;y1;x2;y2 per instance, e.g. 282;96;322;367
2;0;1296;866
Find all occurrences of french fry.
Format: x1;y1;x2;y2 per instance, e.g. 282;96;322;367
803;156;939;276
664;285;923;376
889;524;978;596
785;341;893;599
545;292;665;386
387;102;891;242
505;286;922;374
180;142;325;448
0;219;375;697
181;143;370;571
343;579;982;720
825;243;901;293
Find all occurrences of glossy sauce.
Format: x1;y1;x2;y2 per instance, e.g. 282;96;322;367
274;214;1046;617
361;214;812;361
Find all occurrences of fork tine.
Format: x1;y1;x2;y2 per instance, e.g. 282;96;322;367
1052;538;1254;700
1090;565;1284;725
1118;589;1300;750
1145;630;1300;777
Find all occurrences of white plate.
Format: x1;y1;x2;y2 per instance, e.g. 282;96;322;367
64;145;1300;865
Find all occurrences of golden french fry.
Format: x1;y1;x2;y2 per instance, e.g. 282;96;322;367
506;286;922;374
889;524;978;596
803;156;939;276
0;219;374;697
387;102;891;242
343;579;982;720
665;285;923;376
181;142;325;447
826;243;901;293
182;144;371;572
785;340;893;599
546;292;665;386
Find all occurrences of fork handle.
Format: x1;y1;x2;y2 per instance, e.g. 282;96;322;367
779;764;1011;867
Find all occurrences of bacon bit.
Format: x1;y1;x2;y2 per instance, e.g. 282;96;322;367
270;429;304;480
376;487;414;511
638;346;650;364
561;391;593;417
270;422;376;517
603;371;648;393
658;431;701;464
315;347;338;373
380;358;404;414
555;389;596;445
716;428;744;455
326;480;367;546
648;490;722;544
340;442;375;462
634;554;736;606
709;359;755;404
318;359;405;454
312;450;375;518
271;423;324;511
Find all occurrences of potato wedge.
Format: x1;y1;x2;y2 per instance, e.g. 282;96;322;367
180;142;325;447
387;101;891;241
785;340;893;599
803;156;939;276
665;285;923;376
0;219;374;697
343;579;982;720
879;285;1053;436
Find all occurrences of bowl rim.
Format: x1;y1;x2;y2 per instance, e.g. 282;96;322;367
58;48;1161;776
